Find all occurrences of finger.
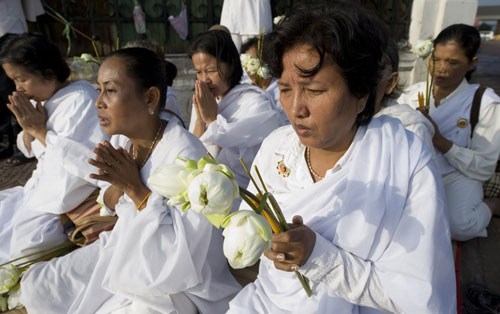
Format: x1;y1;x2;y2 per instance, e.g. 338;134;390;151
117;146;135;164
88;157;114;173
292;215;303;225
273;260;301;272
12;92;33;115
98;142;124;165
6;102;22;120
9;95;28;117
89;173;113;183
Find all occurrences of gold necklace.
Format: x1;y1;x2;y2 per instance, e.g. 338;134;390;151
306;147;324;180
133;120;164;168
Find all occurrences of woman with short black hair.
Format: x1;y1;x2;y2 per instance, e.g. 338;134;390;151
228;2;455;313
0;33;106;262
188;29;281;188
399;24;500;241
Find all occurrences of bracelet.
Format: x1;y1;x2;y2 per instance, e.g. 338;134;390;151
136;191;152;210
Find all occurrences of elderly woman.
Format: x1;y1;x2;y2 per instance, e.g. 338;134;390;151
19;48;241;314
189;30;281;188
228;2;455;313
0;33;106;262
399;24;500;241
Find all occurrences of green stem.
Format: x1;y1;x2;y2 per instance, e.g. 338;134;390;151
0;241;76;268
295;271;312;297
267;193;289;231
239;158;263;196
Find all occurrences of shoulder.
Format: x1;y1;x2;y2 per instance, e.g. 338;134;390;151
160;121;206;161
259;125;296;153
481;87;500;109
61;80;98;100
398;82;426;108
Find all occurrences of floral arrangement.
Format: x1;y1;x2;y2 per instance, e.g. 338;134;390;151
0;241;78;311
69;53;101;81
273;15;285;25
412;39;435;111
148;154;312;297
240;29;273;89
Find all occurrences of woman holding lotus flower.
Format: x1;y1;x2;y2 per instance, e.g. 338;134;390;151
228;2;456;313
19;47;241;313
399;24;500;241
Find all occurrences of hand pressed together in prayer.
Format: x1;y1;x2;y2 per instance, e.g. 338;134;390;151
7;91;47;145
88;141;151;208
192;80;218;138
264;215;316;272
416;106;453;154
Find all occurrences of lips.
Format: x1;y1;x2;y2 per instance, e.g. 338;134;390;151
98;115;110;126
293;123;312;136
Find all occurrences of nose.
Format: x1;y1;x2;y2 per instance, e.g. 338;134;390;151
199;71;211;84
95;91;105;109
288;89;309;119
15;84;24;92
436;61;448;74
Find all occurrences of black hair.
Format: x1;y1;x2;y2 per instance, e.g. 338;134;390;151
0;34;16;108
262;0;388;125
241;37;259;55
164;60;177;87
106;47;168;111
189;30;243;89
0;33;70;82
380;39;401;99
433;24;480;81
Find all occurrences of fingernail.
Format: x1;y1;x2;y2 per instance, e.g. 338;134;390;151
291;266;298;271
277;254;285;261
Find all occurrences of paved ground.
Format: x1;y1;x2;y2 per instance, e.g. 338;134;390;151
460;39;500;312
0;40;499;314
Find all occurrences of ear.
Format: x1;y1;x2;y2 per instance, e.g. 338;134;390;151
43;69;56;80
385;72;399;95
469;56;478;71
145;87;161;112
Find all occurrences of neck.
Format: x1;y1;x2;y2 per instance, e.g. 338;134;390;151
433;81;461;103
308;125;358;177
129;118;162;150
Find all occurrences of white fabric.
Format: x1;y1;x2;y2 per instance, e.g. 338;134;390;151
375;98;435;163
165;86;183;121
189;83;281;188
21;0;44;22
220;0;272;36
0;0;28;36
228;117;455;314
399;79;500;180
20;121;241;314
399;79;500;240
0;80;106;262
266;78;289;125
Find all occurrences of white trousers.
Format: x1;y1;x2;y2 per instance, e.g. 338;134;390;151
444;171;492;241
230;34;255;53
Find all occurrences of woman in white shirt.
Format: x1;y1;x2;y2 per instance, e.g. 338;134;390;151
228;2;455;313
399;24;500;241
189;30;281;188
19;47;241;314
374;40;435;154
0;33;106;262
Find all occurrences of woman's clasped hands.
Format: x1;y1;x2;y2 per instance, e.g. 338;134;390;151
88;141;150;208
7;91;47;145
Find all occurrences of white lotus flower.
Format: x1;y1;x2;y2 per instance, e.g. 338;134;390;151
257;66;272;79
412;39;433;59
245;57;261;75
221;210;272;269
148;157;201;209
0;265;19;294
188;169;237;216
273;15;285;25
0;295;7;312
80;53;94;62
240;53;252;68
7;287;22;310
